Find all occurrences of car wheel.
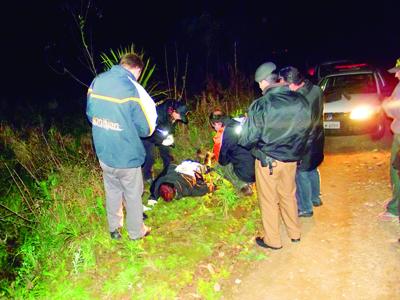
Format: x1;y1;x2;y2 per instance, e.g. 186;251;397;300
370;121;385;140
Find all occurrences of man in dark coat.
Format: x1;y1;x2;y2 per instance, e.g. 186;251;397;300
209;112;255;196
279;66;324;217
238;62;312;250
142;99;189;182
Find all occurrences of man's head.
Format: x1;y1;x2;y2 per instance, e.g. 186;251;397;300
168;101;189;124
119;53;144;80
388;58;400;80
209;110;226;131
254;62;278;91
159;183;176;202
279;66;305;91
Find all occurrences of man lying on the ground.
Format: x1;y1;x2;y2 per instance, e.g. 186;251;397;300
147;160;215;204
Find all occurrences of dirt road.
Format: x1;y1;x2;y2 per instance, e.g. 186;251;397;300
225;134;400;300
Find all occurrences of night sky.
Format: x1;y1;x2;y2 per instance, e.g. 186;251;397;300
1;0;399;106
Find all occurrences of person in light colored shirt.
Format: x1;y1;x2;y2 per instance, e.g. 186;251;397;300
381;58;400;223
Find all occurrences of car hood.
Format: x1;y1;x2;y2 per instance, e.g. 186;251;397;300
324;93;381;113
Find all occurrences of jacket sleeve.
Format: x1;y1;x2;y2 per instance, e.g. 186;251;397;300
86;80;96;123
219;126;237;166
190;180;210;197
383;98;400;120
238;101;263;149
129;80;158;137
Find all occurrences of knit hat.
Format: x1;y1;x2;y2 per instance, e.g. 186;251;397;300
255;62;277;82
388;58;400;73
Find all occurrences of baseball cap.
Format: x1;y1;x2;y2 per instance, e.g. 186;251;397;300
255;62;277;82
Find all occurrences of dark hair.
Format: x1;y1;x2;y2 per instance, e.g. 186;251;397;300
209;110;225;126
159;183;176;202
279;66;304;85
119;53;144;70
264;73;278;84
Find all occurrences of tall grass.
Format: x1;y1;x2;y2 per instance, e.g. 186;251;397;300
0;81;262;299
100;44;169;99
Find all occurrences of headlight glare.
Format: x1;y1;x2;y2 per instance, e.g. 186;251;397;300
349;106;374;120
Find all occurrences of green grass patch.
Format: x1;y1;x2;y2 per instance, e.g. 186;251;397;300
1;113;266;299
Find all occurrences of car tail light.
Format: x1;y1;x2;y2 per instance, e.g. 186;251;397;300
335;63;368;69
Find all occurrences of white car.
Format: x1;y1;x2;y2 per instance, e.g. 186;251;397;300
319;66;393;139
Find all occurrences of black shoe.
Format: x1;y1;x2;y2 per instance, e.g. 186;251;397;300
240;184;253;196
291;238;301;243
110;228;122;240
313;202;323;207
255;237;282;250
299;211;313;218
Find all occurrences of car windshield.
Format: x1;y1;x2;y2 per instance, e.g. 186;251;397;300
319;65;340;79
321;73;377;95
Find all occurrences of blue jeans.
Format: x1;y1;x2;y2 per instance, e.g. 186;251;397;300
296;168;322;213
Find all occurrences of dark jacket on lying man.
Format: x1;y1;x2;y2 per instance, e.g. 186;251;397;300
149;160;214;202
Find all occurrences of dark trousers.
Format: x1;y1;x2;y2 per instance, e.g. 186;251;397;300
142;139;173;180
149;164;172;198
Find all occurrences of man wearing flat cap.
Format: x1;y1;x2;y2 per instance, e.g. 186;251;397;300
381;58;400;224
239;62;312;250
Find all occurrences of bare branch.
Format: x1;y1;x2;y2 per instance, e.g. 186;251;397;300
0;203;36;223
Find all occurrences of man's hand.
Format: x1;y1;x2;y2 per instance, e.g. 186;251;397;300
162;134;174;146
207;182;216;192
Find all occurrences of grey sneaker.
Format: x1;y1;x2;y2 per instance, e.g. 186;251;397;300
240;184;253;196
110;228;122;240
298;211;313;218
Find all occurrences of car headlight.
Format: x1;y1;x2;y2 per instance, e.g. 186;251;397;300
349;106;374;120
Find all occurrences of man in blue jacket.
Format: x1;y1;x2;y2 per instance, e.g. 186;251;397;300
86;53;157;240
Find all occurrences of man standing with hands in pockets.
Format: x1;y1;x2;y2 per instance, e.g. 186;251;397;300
87;53;157;241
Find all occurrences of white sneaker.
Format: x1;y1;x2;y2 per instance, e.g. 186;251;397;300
378;211;398;221
148;199;158;206
143;204;152;212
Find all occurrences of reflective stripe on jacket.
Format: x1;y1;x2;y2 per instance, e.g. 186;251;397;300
86;65;157;168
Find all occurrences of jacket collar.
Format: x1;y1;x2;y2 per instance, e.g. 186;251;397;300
111;65;137;82
262;82;289;95
299;79;313;94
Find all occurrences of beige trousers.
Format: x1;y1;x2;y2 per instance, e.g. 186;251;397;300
255;159;301;248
